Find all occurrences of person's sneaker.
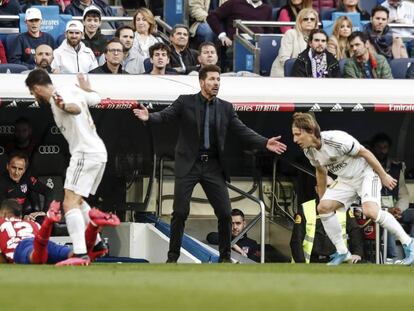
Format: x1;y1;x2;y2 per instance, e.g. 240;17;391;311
55;256;90;266
385;257;398;265
399;239;414;265
327;251;352;266
89;208;120;227
88;241;109;261
46;200;62;223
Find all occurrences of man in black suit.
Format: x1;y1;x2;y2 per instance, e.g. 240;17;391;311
133;65;287;263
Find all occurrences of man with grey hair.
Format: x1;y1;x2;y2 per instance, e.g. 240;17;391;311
168;24;199;74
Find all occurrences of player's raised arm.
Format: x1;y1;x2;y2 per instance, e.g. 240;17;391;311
357;147;397;190
52;93;81;115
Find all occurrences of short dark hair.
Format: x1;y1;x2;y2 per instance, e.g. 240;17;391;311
25;69;52;89
104;37;125;53
0;199;22;217
198;41;217;54
348;31;369;44
372;5;389;18
309;29;328;42
149;42;171;58
14;117;31;128
371;133;392;147
171;24;189;36
199;64;221;80
231;209;245;219
83;11;101;21
8;151;29;167
114;25;134;38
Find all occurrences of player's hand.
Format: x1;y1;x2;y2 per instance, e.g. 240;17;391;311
266;136;287;154
133;104;149;121
23;211;46;222
350;254;361;264
232;244;247;257
381;173;397;190
52;92;65;110
76;73;93;92
220;36;232;47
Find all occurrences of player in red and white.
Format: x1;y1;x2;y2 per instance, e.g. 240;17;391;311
292;113;414;265
25;69;108;265
0;199;120;265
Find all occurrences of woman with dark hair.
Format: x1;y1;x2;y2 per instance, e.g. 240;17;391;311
131;7;163;59
336;0;370;20
276;0;314;34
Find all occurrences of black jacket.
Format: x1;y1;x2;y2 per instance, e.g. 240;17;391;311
89;62;128;74
168;46;199;74
148;93;268;180
292;48;340;78
0;172;54;213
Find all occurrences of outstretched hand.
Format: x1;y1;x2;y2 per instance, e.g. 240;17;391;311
76;73;93;92
266;136;287;154
133;104;149;121
381;173;397;190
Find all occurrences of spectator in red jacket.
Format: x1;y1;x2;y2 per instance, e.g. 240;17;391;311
0;40;7;64
276;0;313;34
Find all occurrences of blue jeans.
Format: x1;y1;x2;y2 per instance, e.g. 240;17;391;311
195;22;216;43
387;209;414;258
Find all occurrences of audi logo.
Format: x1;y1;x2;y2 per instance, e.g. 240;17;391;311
50;126;63;135
0;125;15;135
0;146;4;155
38;145;60;154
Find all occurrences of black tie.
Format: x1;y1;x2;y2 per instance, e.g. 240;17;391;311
204;101;210;149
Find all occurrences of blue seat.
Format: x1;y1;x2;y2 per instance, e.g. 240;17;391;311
339;58;347;77
5;34;19;62
0;64;29;73
143;58;152;73
390;58;414;79
272;7;280;20
258;35;282;76
360;0;378;15
320;8;335;20
284;58;297;77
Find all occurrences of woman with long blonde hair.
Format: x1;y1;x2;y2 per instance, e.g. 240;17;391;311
271;8;319;77
328;16;352;59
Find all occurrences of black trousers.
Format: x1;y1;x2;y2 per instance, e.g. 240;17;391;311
168;158;232;261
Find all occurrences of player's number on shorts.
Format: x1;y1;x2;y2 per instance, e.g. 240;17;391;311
0;222;35;249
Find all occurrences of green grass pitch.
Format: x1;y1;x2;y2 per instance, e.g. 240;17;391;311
0;264;413;311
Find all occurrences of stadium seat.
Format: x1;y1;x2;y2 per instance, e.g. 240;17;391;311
339;58;347;77
360;0;378;15
320;8;336;20
258;35;282;76
56;34;65;47
144;58;152;73
390;58;414;79
0;64;29;73
5;33;18;62
272;7;280;20
284;58;297;77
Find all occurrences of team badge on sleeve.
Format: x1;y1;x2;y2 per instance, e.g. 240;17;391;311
294;214;302;224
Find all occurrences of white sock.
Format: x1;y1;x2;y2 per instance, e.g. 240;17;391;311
65;208;87;255
319;212;348;254
375;209;411;246
80;201;102;245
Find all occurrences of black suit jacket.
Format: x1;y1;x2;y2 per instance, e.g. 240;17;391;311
148;93;268;180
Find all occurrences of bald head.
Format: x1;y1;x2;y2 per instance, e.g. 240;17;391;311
35;44;53;69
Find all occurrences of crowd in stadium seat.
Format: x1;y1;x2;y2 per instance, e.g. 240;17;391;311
0;0;413;78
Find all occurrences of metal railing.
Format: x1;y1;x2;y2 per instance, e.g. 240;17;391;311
0;15;172;36
227;182;266;263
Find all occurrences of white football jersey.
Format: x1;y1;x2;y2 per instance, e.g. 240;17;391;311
304;130;368;179
50;86;107;161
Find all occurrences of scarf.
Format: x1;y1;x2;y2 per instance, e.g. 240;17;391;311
309;49;327;78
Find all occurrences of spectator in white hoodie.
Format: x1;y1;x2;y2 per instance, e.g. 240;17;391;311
51;20;98;73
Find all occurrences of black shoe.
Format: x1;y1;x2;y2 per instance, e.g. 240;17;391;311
218;257;232;263
166;258;177;263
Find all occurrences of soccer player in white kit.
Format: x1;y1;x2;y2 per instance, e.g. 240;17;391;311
292;113;414;265
25;69;107;265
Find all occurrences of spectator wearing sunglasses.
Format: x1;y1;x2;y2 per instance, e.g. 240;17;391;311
271;8;319;77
